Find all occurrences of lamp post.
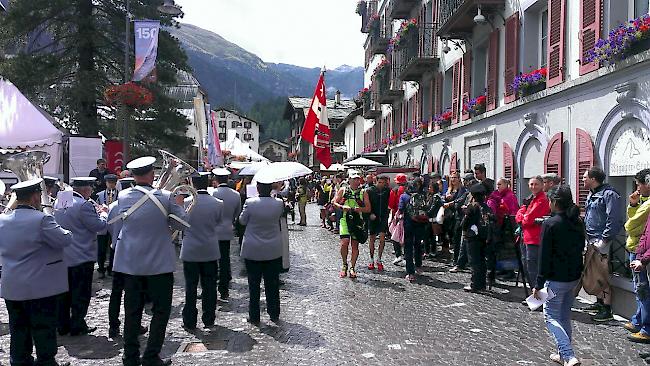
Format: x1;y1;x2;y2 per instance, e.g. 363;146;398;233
122;0;183;166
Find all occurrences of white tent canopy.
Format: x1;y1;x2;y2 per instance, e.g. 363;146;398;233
343;157;383;167
320;163;346;171
221;136;268;162
0;78;64;174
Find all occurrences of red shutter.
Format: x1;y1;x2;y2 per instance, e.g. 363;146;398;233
579;0;601;75
433;157;439;174
504;12;519;103
451;60;461;123
503;142;516;196
487;29;500;111
548;0;566;87
576;128;594;207
544;132;564;178
427;156;433;173
449;152;458;173
461;50;472;121
434;72;443;115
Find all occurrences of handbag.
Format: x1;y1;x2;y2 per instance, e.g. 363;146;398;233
389;213;404;245
435;206;445;225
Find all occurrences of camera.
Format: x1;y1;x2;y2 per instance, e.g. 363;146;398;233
534;215;551;225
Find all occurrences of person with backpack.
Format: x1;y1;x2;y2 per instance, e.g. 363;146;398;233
400;177;429;282
332;172;371;279
461;183;495;292
425;179;445;259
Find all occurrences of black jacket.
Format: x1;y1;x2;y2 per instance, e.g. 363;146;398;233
367;185;390;219
536;213;585;289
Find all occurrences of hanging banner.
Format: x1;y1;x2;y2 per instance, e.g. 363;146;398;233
105;140;124;173
133;20;160;82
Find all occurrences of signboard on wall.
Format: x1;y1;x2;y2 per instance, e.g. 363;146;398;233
609;122;650;176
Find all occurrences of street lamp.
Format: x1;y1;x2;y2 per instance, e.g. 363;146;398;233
157;0;183;16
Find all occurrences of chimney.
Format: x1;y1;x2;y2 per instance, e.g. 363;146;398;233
335;90;341;105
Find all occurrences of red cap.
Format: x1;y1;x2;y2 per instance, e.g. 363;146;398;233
394;173;407;184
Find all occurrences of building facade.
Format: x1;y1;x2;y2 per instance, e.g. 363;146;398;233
212;108;261;152
357;0;650;316
259;139;289;162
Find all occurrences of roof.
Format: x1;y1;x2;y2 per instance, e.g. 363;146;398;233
260;138;289;148
286;97;357;120
214;108;260;126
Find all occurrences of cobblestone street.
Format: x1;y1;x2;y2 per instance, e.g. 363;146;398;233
0;204;646;365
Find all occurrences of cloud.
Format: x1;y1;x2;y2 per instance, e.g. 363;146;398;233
176;0;365;68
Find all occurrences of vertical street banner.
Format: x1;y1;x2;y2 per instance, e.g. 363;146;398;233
133;20;160;82
207;111;224;167
105;140;124;172
300;72;332;168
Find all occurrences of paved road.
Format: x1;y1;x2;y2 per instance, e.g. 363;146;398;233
0;204;645;365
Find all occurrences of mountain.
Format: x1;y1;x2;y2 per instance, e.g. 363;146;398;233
169;23;363;111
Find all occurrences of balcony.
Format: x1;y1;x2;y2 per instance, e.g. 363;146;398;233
376;63;404;104
368;26;390;55
388;0;419;19
362;90;381;119
358;0;378;33
396;23;439;81
437;0;504;37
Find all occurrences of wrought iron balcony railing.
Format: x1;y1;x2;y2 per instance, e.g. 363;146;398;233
396;23;439;81
388;0;419;19
368;25;390;55
359;0;378;33
362;90;381;119
375;63;404;104
437;0;505;36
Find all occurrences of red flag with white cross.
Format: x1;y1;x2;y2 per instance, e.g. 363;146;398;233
300;72;332;168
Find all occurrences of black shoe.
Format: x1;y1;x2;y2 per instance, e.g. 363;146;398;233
639;352;650;359
70;326;97;336
583;302;602;314
58;327;70;336
270;315;279;323
123;357;142;366
108;327;119;338
182;324;196;332
592;307;614;322
463;285;483;293
247;318;260;326
142;357;172;366
139;325;148;335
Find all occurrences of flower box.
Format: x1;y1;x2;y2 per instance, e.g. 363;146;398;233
512;68;547;97
588;14;650;64
519;82;546;97
462;95;486;116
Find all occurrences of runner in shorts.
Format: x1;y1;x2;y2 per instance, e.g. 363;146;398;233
366;176;391;271
332;172;371;278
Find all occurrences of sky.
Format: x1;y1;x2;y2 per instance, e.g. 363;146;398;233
175;0;366;69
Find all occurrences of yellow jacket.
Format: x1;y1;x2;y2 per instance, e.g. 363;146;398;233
625;195;650;252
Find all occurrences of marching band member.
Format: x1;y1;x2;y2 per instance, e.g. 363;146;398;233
113;157;189;366
181;172;224;330
211;168;241;302
96;174;118;278
54;177;108;337
0;179;72;366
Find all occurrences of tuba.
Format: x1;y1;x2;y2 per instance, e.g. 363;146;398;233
155;150;198;215
1;150;53;214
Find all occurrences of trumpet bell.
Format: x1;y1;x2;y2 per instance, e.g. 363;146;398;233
2;151;52;214
155;150;198;215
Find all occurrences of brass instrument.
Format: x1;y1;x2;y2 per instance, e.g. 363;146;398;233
1;151;53;214
155;150;198;215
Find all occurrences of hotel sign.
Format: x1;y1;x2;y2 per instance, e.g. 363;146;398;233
609;124;650;176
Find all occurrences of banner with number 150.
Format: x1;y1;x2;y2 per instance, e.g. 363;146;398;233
133;20;160;82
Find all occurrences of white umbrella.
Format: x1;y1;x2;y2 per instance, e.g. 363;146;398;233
237;161;270;176
343;157;383;167
254;162;313;184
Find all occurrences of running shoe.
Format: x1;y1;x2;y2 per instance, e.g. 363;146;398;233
367;262;375;270
549;353;562;365
376;261;384;272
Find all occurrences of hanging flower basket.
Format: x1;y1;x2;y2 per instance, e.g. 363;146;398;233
104;82;154;108
512;67;547;97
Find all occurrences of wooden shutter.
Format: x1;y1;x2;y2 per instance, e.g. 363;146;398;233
451;61;461;123
548;0;566;87
433;157;439;174
503;142;516;195
504;12;519;103
434;72;443;115
576;128;594;207
487;29;500;111
461;50;472;121
427;155;433;173
579;0;601;75
544;132;564;178
449;152;458;173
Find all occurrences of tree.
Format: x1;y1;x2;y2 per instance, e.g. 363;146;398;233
248;97;290;143
0;0;193;156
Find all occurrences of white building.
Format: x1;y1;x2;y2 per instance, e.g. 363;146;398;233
358;0;650;317
259;139;289;162
213;109;261;152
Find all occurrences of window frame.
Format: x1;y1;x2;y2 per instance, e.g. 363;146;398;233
539;8;548;69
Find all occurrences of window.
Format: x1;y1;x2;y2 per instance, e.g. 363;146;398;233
219;111;226;118
218;120;226;128
231;121;238;128
443;67;453;110
635;0;649;18
243;133;253;141
539;10;548;68
218;133;226;140
244;121;252;129
472;41;488;97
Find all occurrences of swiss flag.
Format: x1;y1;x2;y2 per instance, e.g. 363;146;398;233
300;72;332;168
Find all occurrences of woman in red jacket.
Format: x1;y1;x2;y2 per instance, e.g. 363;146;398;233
515;175;550;290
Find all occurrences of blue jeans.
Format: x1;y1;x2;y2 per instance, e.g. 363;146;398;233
543;279;579;362
630;253;650;335
521;244;539;289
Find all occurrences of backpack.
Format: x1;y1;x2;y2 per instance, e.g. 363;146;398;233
406;192;430;223
476;204;496;243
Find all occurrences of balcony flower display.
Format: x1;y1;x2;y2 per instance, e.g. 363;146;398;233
390;134;399;145
587;14;650;63
368;13;380;32
387;18;418;52
401;126;422;141
433;109;453;128
104;82;154;108
372;59;390;78
419;121;429;134
512;67;547;96
462;95;486;115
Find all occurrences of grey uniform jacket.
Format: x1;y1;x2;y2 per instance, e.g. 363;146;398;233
212;184;241;241
112;185;189;275
54;192;107;267
180;191;224;262
97;189;118;206
106;201;121;248
239;196;284;261
0;206;72;301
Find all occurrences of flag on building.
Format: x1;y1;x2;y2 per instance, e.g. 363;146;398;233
133;20;160;82
207;111;224;167
300;71;332;168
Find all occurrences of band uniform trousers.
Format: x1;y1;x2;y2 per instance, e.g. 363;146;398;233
58;261;94;333
218;240;232;297
6;295;58;366
97;233;112;274
123;273;173;364
245;257;281;322
182;261;218;328
108;271;125;330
